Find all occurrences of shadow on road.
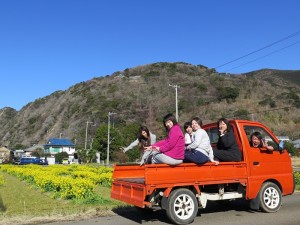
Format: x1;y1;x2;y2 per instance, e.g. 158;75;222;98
113;199;255;224
113;206;172;224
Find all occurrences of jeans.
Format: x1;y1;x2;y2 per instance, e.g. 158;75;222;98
184;149;209;164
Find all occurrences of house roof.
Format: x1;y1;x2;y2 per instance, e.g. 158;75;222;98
44;138;75;147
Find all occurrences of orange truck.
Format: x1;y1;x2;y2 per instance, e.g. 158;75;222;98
111;120;295;225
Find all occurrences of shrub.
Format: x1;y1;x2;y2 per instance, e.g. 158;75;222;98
55;152;70;164
217;87;239;102
234;109;250;120
284;141;299;156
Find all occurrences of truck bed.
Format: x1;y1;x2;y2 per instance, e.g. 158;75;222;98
111;162;248;207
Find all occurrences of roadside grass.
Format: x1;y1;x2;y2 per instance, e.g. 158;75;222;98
0;171;125;225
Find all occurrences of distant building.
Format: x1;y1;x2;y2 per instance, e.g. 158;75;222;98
44;138;75;156
265;136;290;142
276;136;290;142
293;139;300;149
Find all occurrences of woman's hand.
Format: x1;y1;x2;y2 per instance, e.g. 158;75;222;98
212;160;220;165
144;146;160;152
262;140;274;151
144;146;152;151
219;127;226;135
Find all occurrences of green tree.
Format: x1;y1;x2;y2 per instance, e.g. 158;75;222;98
117;123;141;162
284;141;299;156
31;147;44;158
55;152;69;164
93;124;124;163
217;87;239;102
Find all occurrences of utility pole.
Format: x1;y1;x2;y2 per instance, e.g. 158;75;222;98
169;84;180;122
90;138;94;150
107;112;117;165
85;121;93;150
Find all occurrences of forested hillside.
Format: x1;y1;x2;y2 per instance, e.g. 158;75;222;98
0;62;299;161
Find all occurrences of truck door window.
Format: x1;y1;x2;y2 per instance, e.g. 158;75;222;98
243;126;278;151
206;127;219;144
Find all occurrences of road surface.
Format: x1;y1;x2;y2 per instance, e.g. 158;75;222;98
46;192;300;225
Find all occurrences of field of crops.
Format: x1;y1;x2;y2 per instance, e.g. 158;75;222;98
0;164;113;200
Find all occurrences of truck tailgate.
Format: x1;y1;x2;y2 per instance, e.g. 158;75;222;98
111;177;147;207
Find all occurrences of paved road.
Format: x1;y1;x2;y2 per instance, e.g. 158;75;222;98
46;192;300;225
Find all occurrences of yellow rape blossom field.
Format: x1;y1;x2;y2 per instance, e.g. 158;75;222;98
0;164;127;225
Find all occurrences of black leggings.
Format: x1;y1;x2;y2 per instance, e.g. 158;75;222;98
213;149;241;162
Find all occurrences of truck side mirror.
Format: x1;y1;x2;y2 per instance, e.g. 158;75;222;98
278;140;285;154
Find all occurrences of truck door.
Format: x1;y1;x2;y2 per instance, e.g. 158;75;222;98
242;125;292;180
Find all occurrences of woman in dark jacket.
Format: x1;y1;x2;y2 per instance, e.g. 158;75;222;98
213;118;242;162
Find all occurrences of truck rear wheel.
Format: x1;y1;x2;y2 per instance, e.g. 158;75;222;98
166;188;198;225
259;182;282;213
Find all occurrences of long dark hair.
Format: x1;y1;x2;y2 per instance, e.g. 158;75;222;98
137;126;151;149
217;118;231;132
163;113;178;132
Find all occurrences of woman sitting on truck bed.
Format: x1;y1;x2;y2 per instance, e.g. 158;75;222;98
213;118;242;162
184;117;219;165
144;113;185;165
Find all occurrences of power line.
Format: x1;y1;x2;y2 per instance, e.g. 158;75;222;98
215;30;300;69
225;40;300;72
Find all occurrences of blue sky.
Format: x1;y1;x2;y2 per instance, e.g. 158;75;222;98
0;0;299;110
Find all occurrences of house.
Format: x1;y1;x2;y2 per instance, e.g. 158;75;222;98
265;136;290;143
276;136;290;142
44;138;75;156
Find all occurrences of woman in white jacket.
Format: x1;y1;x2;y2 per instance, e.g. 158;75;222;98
184;117;219;165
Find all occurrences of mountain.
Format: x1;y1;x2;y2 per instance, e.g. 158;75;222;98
1;62;300;149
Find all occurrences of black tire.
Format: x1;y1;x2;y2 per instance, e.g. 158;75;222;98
259;182;282;213
166;188;198;225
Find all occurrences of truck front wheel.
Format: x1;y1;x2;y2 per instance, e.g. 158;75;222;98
259;182;282;213
166;188;198;225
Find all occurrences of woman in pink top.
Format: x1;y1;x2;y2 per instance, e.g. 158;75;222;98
144;113;185;165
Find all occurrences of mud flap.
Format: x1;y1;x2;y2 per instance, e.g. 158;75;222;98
161;196;168;210
250;193;260;210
